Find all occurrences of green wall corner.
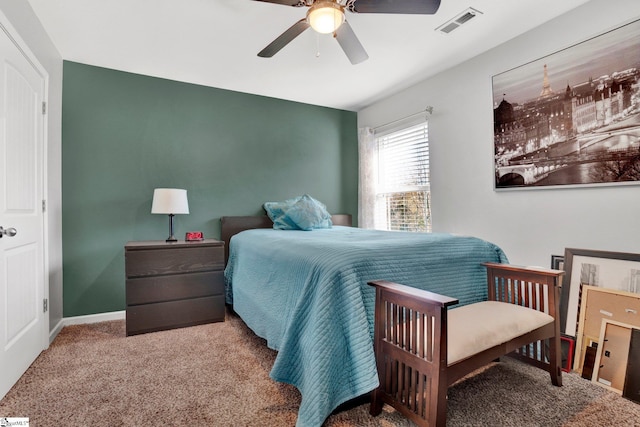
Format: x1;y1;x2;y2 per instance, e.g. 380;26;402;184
62;61;358;317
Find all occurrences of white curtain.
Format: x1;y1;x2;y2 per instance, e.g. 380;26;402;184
358;127;377;229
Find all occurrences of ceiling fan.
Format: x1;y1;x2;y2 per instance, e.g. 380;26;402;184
255;0;442;64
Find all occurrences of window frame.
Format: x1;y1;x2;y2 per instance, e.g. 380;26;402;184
373;119;431;232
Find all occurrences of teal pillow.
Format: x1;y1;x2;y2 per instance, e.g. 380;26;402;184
264;196;301;230
285;194;332;231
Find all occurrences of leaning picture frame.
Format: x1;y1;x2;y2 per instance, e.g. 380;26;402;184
591;319;638;394
561;248;640;337
551;255;564;270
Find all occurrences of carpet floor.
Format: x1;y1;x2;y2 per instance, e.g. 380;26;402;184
1;309;639;426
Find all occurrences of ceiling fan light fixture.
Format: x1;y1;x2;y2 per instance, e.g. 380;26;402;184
307;1;345;34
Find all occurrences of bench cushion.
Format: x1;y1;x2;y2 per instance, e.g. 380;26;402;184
447;301;553;365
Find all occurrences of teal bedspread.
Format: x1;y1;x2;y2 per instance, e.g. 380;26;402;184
224;227;507;427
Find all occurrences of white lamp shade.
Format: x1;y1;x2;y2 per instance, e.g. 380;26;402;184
307;2;344;34
151;188;189;214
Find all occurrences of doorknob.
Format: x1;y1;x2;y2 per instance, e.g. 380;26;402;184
0;226;17;237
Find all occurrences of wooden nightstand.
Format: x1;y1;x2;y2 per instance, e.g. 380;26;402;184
124;239;225;336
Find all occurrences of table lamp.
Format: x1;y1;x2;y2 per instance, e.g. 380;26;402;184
151;188;189;242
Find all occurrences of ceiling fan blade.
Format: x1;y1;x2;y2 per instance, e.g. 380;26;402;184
252;0;306;6
258;19;310;58
349;0;441;14
335;21;368;65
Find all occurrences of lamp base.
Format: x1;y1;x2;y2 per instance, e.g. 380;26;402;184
165;214;178;242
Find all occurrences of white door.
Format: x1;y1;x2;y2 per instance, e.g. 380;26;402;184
0;23;46;400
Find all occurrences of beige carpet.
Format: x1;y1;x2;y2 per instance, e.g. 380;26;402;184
1;309;639;426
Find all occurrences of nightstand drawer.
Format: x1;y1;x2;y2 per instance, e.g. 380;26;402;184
126;295;225;336
126;271;224;305
125;245;224;278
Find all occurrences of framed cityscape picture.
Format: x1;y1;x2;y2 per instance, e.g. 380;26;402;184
492;19;640;190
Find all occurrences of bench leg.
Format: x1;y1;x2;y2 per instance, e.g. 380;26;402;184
547;337;563;387
434;379;448;427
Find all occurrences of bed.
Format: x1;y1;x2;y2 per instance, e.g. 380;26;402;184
222;215;508;427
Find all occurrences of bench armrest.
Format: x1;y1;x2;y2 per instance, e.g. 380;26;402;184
368;279;459;308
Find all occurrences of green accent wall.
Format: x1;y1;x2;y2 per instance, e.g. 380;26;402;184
62;61;359;317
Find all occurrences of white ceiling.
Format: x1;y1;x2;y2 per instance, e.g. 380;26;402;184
27;0;590;111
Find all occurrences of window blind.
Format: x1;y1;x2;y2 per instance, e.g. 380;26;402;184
375;121;431;232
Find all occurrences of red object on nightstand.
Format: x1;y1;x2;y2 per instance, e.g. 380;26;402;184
185;231;204;241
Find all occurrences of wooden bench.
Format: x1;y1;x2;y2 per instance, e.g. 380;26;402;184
368;262;564;427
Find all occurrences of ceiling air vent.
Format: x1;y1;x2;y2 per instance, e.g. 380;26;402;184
436;7;483;34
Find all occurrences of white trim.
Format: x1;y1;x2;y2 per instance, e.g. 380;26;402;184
49;319;64;344
0;8;50;352
49;311;126;343
64;310;126;326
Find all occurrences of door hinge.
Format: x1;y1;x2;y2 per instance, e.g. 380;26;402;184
42;199;46;213
42;101;46;115
43;298;48;313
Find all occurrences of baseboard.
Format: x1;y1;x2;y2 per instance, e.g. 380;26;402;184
48;311;125;344
63;310;126;326
49;319;65;344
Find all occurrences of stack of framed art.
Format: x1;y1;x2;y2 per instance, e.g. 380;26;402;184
553;248;640;403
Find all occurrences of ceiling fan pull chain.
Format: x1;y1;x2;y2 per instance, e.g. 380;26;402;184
315;32;321;58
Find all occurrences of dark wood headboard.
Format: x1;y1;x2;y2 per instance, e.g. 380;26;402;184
220;214;352;264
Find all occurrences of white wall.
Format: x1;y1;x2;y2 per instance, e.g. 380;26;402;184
0;1;63;334
359;0;640;267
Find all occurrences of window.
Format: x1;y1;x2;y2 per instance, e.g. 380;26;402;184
374;121;431;232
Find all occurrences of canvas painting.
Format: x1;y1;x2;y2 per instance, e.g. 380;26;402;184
492;19;640;189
